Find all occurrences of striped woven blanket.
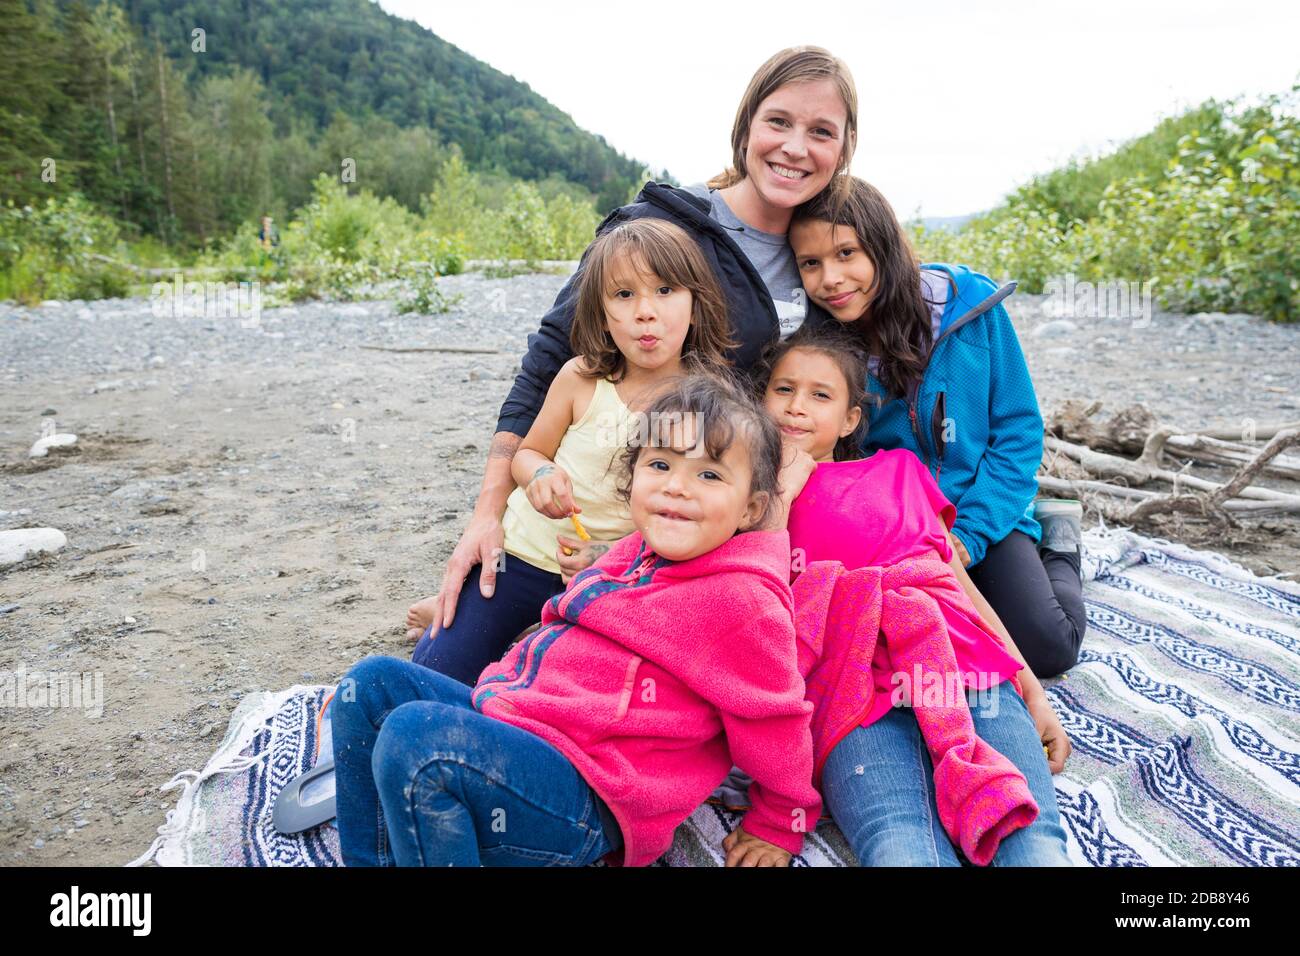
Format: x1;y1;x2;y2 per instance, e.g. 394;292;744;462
129;527;1300;867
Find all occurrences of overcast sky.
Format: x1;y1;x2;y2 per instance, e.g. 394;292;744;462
378;0;1299;218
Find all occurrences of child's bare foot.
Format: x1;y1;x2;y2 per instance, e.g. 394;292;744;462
406;596;438;642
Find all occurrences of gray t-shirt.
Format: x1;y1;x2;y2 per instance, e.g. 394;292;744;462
683;183;807;338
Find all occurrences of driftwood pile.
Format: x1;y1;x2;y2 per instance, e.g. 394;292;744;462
1039;400;1300;529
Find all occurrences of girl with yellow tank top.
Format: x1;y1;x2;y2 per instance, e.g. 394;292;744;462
407;218;738;684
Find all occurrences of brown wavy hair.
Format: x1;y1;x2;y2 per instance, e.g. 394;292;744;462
707;46;858;196
755;321;871;461
793;176;938;400
570;219;736;382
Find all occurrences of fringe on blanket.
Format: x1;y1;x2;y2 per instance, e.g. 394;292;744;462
126;685;318;867
1080;520;1299;588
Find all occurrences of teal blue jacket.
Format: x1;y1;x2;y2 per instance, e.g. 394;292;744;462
819;263;1044;567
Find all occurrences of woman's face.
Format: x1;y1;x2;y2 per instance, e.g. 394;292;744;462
789;220;877;322
740;78;849;211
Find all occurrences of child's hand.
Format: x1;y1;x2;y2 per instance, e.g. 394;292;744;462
950;533;972;568
525;463;579;520
1026;693;1072;774
555;535;610;584
721;826;792;867
777;446;818;503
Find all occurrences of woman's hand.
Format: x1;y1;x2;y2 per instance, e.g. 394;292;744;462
524;463;579;519
1025;691;1072;774
432;511;505;630
722;826;791;867
555;534;610;585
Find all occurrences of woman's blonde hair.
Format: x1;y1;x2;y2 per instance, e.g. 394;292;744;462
571;218;737;381
707;46;858;191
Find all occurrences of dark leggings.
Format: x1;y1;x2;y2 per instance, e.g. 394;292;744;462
966;531;1087;679
411;554;565;686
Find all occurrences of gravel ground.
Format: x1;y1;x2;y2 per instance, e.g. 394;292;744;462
1;269;1298;866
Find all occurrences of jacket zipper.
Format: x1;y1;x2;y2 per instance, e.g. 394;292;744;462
903;278;1017;475
931;390;947;479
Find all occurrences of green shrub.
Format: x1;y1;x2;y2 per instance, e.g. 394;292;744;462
1;155;604;304
908;90;1300;321
396;267;463;315
0;195;129;302
424;234;467;276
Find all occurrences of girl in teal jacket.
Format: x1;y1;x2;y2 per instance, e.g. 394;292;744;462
795;177;1085;677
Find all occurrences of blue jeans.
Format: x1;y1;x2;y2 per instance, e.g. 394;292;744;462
822;684;1071;866
411;556;564;685
331;655;622;867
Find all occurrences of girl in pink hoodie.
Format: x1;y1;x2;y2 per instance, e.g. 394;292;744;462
332;373;822;867
755;322;1073;866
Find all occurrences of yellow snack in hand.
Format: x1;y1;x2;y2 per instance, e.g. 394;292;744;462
560;513;591;556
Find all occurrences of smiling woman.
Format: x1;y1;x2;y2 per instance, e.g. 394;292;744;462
708;48;859;233
424;45;860;647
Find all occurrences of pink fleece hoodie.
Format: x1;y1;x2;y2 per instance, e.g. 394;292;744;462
793;557;1038;865
471;528;821;867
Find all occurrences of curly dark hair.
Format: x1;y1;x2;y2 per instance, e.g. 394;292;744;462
755;322;871;461
613;370;785;534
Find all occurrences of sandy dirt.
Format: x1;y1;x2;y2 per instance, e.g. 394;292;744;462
1;273;1297;865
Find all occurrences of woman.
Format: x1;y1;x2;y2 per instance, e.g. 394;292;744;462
419;45;859;680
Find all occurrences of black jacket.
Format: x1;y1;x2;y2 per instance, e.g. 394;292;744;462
495;181;782;437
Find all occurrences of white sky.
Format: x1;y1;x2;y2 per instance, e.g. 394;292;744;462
378;0;1300;218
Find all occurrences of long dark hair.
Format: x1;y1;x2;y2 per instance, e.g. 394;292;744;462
756;322;870;461
793;176;937;399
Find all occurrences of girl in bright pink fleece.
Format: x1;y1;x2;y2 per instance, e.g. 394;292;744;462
332;372;821;867
755;322;1073;866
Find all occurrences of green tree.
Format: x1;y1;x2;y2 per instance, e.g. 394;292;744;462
193;69;274;234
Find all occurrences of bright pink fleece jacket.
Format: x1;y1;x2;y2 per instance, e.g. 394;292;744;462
471;528;821;867
793;556;1038;865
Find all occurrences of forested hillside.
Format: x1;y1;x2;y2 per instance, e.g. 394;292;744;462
1;0;649;247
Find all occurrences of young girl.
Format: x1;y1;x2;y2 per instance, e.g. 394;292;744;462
790;176;1087;679
333;374;821;867
405;218;736;685
750;323;1073;866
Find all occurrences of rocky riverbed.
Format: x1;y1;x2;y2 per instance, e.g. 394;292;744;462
1;269;1298;865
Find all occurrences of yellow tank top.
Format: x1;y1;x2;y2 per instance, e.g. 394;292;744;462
502;376;639;575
